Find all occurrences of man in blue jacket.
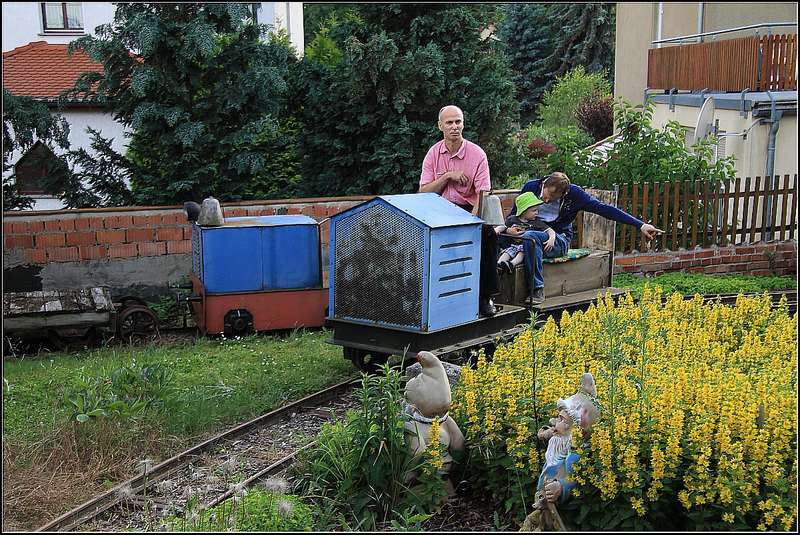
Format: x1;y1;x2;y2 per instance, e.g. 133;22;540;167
507;172;661;304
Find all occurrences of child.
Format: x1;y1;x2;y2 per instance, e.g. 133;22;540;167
495;191;557;275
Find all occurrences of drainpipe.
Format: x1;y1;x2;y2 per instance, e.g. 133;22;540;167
763;91;783;241
656;3;664;48
696;3;704;42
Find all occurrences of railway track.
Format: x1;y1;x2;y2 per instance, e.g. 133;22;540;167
35;378;359;532
32;288;796;531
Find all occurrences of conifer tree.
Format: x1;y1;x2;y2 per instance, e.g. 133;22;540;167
501;3;615;125
68;3;296;205
298;4;519;196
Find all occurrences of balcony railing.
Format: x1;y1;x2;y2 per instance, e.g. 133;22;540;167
648;33;797;92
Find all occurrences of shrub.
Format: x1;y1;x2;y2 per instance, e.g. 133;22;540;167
293;365;445;530
504;124;593;189
569;98;737;188
536;66;612;130
575;94;614;142
451;291;798;530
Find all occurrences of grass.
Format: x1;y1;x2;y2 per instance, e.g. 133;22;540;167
3;328;354;444
613;272;796;299
2;328;355;531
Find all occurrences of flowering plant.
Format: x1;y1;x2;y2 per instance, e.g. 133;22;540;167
451;289;797;530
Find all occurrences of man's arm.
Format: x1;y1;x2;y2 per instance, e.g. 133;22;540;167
419;171;462;194
582;194;663;240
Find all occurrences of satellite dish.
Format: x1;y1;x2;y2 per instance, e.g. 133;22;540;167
691;96;716;145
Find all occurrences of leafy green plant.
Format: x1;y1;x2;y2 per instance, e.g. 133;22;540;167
504;124;593;188
64;362;173;423
294;364;446;530
536;66;612;129
613;273;797;299
169;489;313;531
568;98;737;188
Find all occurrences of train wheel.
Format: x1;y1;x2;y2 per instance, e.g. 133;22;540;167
117;305;160;339
344;348;390;373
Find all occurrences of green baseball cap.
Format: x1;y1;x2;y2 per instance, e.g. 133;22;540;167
515;191;544;215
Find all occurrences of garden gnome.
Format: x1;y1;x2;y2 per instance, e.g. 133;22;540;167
403;351;465;490
521;372;600;531
197;196;224;226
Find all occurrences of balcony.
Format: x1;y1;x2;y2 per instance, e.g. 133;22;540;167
647;23;797;92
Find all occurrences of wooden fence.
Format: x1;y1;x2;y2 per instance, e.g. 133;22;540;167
570;175;798;253
648;33;797;91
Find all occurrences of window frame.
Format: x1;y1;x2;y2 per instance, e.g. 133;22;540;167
41;2;84;32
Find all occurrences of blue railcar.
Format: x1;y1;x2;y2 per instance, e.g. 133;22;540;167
192;215;321;294
328;193;483;333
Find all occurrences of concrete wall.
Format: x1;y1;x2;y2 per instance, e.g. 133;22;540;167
614;2;798;106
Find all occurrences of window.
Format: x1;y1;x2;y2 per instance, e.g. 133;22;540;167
41;2;83;31
14;143;64;196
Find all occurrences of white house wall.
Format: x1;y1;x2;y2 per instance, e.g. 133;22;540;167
651;104;798;178
2;2;304;55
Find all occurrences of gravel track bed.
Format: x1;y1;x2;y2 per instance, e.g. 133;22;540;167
82;390;358;532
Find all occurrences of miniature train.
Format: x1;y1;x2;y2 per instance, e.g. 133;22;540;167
187;192;621;370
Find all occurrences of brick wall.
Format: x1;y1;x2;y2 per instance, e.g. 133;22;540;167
3;191;796;297
613;242;797;277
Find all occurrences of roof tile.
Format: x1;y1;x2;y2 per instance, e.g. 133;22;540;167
2;41;104;99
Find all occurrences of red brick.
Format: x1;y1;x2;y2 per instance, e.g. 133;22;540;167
183;226;193;240
11;221;31;233
36;233;66;248
705;265;728;274
160;212;182;225
44;219;60;231
642;262;671;273
749;269;773;276
735;246;755;254
106;215;134;229
167;240;192;254
719;255;735;264
5;235;34;248
132;215;150;226
688;266;706;273
287;206;303;215
2;222;13;234
622;265;641;273
88;217;106;229
677;252;695;260
127;228;154;242
726;263;749;273
47;247;79;262
694;250;714;259
615;256;638;266
80;245;107;260
65;231;96;247
138;242;166;256
156;227;183;241
96;229;126;245
58;219;75;232
245;207;260;216
108;243;138;258
748;261;770;270
709;257;722;265
24;248;47;263
74;218;91;230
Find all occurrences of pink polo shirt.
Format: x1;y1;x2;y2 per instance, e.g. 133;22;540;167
420;139;491;209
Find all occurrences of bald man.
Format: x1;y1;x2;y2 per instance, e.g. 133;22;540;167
419;105;499;317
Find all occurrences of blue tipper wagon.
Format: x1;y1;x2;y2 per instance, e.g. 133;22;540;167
326;193;528;370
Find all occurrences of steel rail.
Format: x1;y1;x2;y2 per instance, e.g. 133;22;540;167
35;377;359;532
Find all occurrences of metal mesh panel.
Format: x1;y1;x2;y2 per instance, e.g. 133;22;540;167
191;225;202;280
334;203;425;329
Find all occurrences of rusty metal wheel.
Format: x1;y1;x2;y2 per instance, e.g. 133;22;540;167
117;305;159;339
